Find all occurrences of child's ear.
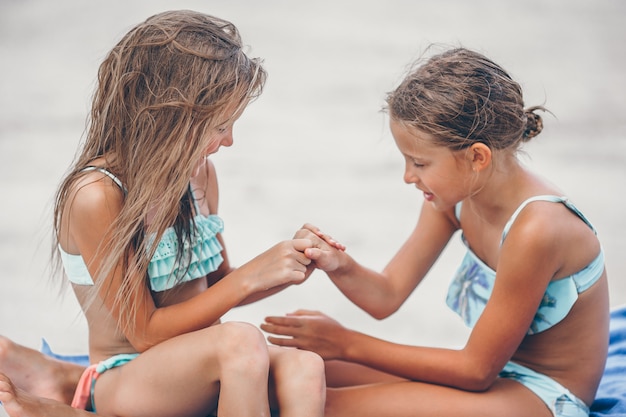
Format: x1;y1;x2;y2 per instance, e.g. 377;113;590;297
468;143;492;172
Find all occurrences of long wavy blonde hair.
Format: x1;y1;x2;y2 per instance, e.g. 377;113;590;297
53;10;266;331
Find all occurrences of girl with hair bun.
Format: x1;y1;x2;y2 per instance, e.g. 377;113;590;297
265;47;609;417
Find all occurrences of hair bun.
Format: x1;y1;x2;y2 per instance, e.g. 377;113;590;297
523;107;544;141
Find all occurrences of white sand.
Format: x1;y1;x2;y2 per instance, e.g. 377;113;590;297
0;0;624;362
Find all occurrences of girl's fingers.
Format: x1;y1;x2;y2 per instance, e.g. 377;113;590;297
266;335;298;348
263;315;302;327
297;224;346;251
292;238;315;253
301;223;345;251
304;247;322;260
314;230;346;251
288;309;322;316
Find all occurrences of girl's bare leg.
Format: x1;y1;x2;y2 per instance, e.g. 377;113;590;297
0;336;83;404
324;360;405;387
214;323;272;417
94;322;273;417
268;346;326;417
0;373;93;417
324;378;552;417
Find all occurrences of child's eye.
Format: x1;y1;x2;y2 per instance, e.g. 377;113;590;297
412;159;424;168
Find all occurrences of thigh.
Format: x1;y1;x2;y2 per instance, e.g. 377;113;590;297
325;378;552;417
94;326;229;417
325;360;406;387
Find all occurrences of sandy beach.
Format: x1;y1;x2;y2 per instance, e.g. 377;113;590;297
0;0;624;387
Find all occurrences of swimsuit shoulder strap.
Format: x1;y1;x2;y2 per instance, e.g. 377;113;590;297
81;166;127;194
501;195;596;244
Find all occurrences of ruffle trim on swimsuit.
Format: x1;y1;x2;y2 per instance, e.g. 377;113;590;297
146;214;224;292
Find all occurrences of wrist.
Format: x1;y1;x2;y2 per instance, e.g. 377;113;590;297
340;328;363;362
328;250;353;278
227;268;259;300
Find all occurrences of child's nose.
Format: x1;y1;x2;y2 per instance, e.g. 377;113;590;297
221;134;233;148
403;165;417;184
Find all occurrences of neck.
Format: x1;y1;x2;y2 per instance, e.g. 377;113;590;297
465;156;538;225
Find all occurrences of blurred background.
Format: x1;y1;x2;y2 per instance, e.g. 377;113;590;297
0;0;624;357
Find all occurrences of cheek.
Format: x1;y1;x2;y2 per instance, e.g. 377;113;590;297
438;171;473;202
202;140;219;155
204;132;232;155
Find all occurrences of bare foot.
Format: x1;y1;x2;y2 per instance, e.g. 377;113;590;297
0;337;84;404
0;373;94;417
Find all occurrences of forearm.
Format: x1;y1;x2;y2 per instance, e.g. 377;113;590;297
132;269;254;350
340;329;494;391
326;252;402;318
207;264;272;306
238;283;290;305
239;260;318;305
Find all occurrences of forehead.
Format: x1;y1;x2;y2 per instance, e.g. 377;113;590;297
390;119;441;156
216;98;248;126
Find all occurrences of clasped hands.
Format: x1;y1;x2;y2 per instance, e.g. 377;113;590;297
260;223;349;360
296;222;346;271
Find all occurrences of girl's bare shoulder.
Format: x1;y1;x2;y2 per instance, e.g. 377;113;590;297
68;170;124;213
58;169;125;253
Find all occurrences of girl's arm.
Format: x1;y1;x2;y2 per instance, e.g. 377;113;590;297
199;159;312;306
303;202;458;318
264;203;567;391
68;170;312;352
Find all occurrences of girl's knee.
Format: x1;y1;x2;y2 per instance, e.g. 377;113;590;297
274;349;326;390
286;349;324;376
214;322;269;370
270;349;326;414
216;321;266;349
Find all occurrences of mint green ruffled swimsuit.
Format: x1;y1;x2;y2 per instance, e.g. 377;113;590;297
59;167;224;412
59;167;225;292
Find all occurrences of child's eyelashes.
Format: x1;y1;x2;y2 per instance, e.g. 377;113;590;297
408;157;425;168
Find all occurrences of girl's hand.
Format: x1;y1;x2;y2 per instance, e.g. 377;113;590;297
298;223;346;251
238;239;313;293
294;224;345;272
261;310;347;360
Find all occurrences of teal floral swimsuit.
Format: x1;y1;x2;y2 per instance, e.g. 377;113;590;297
446;195;604;417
